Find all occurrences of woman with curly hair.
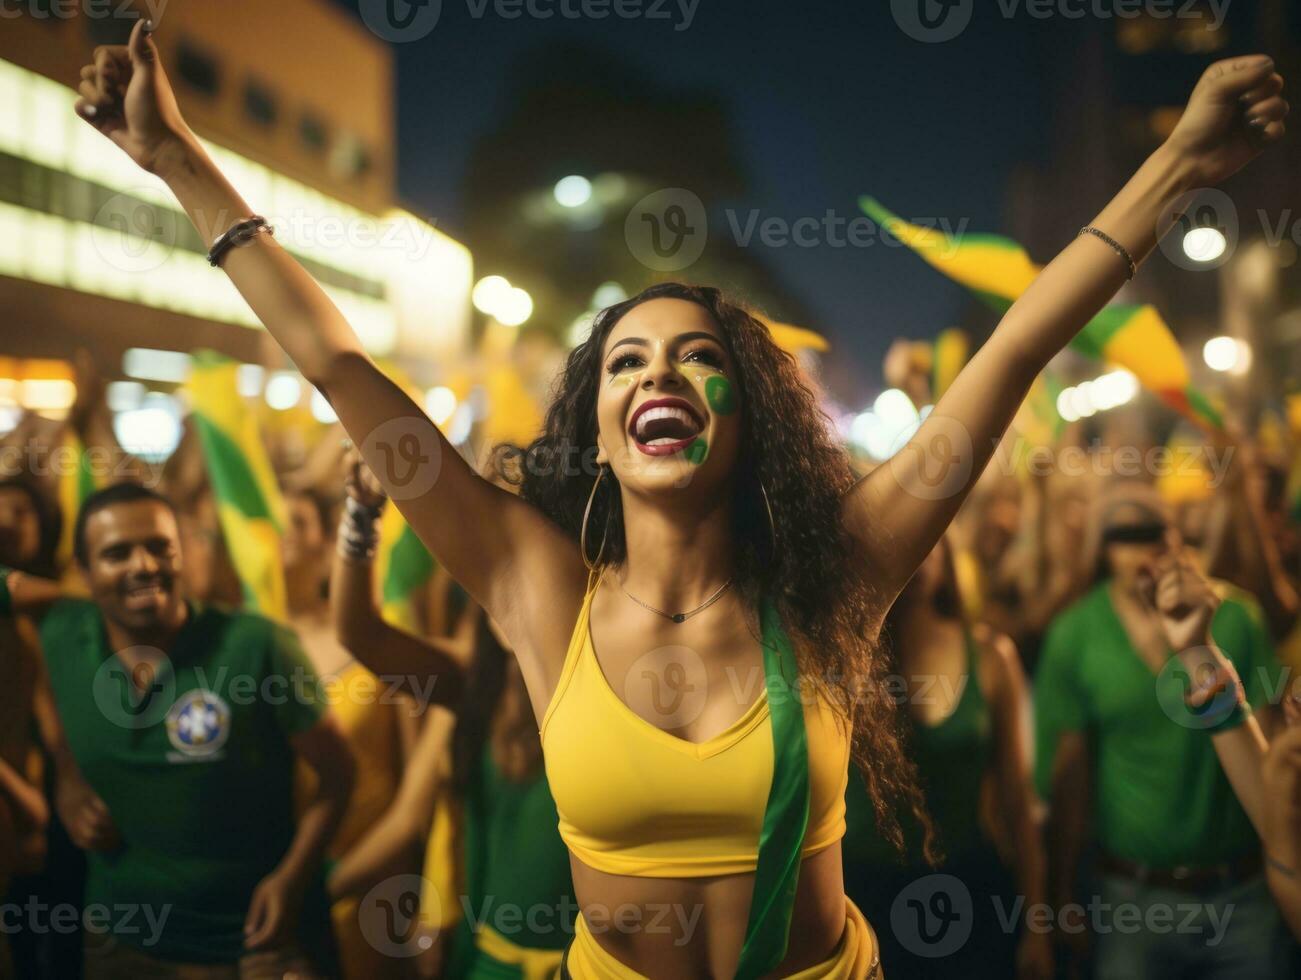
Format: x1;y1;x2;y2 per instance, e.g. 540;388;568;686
75;19;1287;977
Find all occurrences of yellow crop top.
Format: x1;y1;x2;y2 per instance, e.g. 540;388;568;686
539;579;851;878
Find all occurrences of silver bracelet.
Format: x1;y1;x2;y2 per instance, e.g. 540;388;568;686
1079;226;1136;281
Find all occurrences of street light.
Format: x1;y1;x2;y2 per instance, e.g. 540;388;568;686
554;175;592;208
1182;227;1227;263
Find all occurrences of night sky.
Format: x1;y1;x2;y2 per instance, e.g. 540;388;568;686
327;0;1051;403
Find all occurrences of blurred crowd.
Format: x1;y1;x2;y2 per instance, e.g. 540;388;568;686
1;339;1300;980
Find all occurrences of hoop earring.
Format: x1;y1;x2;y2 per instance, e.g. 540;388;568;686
759;481;777;556
581;466;610;571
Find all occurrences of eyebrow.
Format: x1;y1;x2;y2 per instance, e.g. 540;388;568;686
605;331;725;356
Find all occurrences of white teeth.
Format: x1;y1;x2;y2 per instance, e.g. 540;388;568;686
634;405;699;439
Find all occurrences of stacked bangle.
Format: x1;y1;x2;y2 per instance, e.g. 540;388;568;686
337;495;385;561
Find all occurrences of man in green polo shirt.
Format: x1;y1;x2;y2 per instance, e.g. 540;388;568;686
2;482;356;978
1035;482;1290;979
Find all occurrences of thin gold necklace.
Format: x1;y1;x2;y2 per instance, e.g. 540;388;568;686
619;576;734;624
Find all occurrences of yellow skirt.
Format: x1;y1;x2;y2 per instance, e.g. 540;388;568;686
559;897;881;979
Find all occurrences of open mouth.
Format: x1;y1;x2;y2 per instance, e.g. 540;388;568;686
628;398;704;456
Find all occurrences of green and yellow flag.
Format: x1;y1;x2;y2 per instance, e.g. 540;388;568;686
187;351;287;620
368;360;437;632
860;197;1224;432
761;318;831;355
931;328;969;401
56;429;100;568
376;505;435;633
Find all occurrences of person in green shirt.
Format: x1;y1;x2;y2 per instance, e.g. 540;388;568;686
1035;481;1291;979
2;482;356;979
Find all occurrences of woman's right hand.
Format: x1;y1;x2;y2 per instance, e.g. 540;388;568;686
74;19;191;174
343;446;388;511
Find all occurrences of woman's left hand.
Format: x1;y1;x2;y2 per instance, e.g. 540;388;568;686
1164;55;1288;187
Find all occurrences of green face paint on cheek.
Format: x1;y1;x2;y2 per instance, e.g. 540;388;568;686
705;375;736;415
685;438;709;465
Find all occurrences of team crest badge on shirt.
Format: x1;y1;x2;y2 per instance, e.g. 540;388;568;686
165;690;231;760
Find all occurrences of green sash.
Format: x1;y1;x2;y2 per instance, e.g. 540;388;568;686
734;599;811;980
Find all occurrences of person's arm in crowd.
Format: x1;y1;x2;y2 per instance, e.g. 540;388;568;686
1261;716;1301;941
328;707;456;901
983;629;1053;980
1045;732;1092;972
0;755;48;831
330;452;469;707
244;713;355;951
1033;610;1094;976
2;584;121;851
841;56;1287;603
0;568;64;615
7;618;123;852
1139;551;1273;831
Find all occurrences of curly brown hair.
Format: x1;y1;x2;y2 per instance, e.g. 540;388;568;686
498;282;935;862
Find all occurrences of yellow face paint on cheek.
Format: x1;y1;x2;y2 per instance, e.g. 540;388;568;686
607;372;636;388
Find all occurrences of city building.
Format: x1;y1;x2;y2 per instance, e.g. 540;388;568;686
0;0;472;442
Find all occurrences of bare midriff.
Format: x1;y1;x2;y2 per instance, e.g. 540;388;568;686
569;841;847;978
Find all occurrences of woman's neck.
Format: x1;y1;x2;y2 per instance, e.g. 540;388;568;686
616;489;736;610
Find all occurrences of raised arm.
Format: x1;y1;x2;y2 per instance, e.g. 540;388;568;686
74;22;585;640
330;453;470;707
844;56;1287;601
